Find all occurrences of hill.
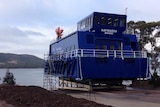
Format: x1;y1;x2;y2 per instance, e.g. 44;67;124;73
0;53;44;68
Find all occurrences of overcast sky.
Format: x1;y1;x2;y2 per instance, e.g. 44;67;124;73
0;0;160;58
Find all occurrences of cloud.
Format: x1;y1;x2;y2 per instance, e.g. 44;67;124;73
0;26;26;36
25;30;45;36
121;0;160;21
1;0;160;26
0;0;160;58
0;25;50;58
0;0;53;25
0;26;27;43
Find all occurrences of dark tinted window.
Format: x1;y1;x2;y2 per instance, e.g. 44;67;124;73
108;16;112;26
101;16;106;26
95;16;100;25
95;45;99;49
124;37;130;46
114;18;119;27
120;18;125;27
110;45;114;50
86;34;94;44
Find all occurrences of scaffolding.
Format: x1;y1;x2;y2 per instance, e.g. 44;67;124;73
43;54;91;91
43;55;59;90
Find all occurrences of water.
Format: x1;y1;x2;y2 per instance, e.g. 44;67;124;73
0;68;44;87
0;68;155;89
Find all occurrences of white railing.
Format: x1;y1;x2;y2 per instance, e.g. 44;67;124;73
45;49;147;60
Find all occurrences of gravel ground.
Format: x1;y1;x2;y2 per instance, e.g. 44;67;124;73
68;88;160;107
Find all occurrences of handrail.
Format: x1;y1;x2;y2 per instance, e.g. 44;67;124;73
45;49;147;60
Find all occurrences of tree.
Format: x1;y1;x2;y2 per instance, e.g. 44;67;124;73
3;69;16;85
127;21;160;50
149;72;160;87
127;21;160;73
127;21;160;87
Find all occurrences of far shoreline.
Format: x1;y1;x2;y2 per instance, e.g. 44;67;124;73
0;67;44;69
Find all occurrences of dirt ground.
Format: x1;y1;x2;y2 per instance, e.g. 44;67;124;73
1;84;160;107
0;100;14;107
0;85;111;107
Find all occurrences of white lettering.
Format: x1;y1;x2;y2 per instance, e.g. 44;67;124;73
101;29;117;35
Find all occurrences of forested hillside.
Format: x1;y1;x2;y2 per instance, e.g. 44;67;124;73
0;53;44;68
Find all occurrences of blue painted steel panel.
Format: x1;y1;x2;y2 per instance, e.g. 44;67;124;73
50;32;78;55
80;57;147;79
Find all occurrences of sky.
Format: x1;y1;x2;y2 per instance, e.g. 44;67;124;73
0;0;160;58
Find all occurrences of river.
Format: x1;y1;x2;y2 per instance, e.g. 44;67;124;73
0;68;44;87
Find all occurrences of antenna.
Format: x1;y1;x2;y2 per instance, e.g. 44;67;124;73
125;8;128;34
125;8;128;15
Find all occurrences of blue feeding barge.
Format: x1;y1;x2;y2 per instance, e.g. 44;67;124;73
44;12;149;86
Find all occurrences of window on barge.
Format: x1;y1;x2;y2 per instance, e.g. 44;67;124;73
120;18;125;27
86;34;94;44
107;16;112;26
110;45;115;50
123;37;130;46
114;18;119;27
101;16;106;26
78;16;92;30
103;45;107;50
95;45;99;49
95;16;100;25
